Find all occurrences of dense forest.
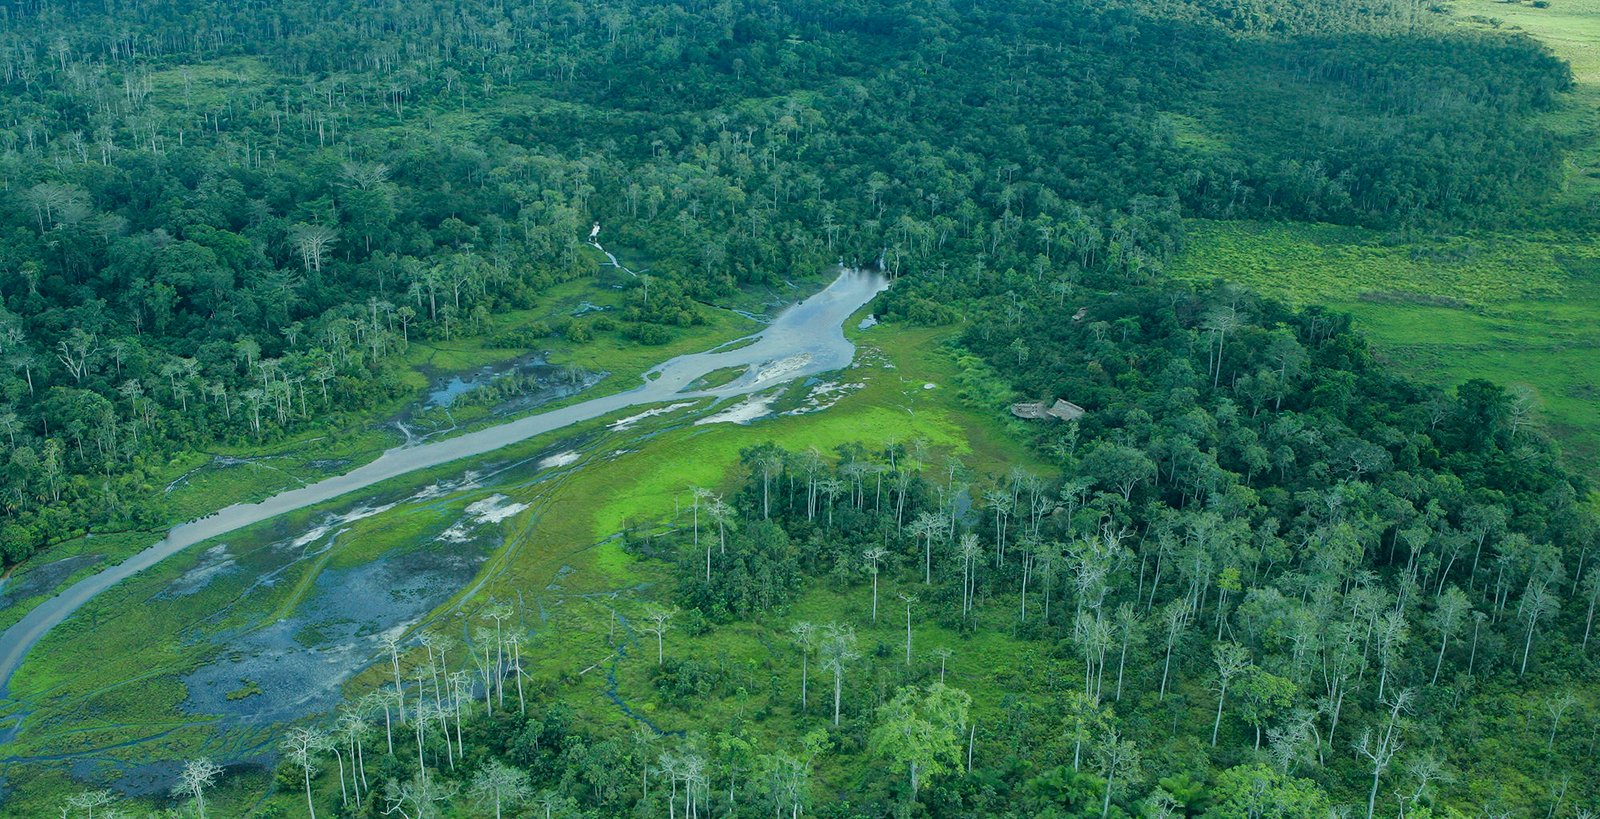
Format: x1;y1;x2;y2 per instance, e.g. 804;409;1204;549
0;0;1571;563
2;0;1595;816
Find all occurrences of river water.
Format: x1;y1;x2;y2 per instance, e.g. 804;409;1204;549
0;268;888;695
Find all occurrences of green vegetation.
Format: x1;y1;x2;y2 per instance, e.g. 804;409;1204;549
1171;220;1600;464
0;0;1595;816
0;0;1572;568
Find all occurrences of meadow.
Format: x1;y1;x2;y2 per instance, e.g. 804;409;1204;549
1169;219;1600;466
1167;2;1600;472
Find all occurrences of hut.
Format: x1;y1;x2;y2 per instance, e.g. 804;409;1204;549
1011;399;1087;421
1046;399;1086;421
1010;401;1049;420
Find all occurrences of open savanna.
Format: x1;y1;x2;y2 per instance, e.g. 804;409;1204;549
1170;219;1600;467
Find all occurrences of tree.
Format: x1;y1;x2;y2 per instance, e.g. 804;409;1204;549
382;772;457;819
1112;602;1142;702
282;726;330;819
1079;442;1155;503
1210;642;1251;746
863;546;888;622
1517;577;1559;676
820;623;860;726
173;757;223;819
932;646;955;683
1235;669;1295;750
1200;765;1331;818
291;223;339;273
1160;600;1192;701
1355;689;1412;819
899;593;918;666
469;760;532;819
1546;689;1578;751
790;621;817;710
382;633;408;723
1430;586;1470;684
65;790;116;817
1095;728;1142;819
869;683;971;799
640;604;676;666
1582;566;1600;650
1063;690;1110;771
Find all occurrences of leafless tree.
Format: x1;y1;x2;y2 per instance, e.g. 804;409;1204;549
641;604;677;666
173;757;224;818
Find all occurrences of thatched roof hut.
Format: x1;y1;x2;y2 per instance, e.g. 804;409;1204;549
1047;399;1086;421
1011;399;1087;421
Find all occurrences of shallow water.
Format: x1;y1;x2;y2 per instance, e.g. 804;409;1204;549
0;268;887;695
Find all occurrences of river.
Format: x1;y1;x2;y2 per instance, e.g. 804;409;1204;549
0;268;888;696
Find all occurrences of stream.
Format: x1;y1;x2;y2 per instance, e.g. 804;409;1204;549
0;268;888;696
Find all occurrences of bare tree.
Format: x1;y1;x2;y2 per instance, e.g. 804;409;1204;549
641;604;676;666
1095;729;1141;819
65;790;116;817
932;647;955;683
1430;586;1469;684
863;547;888;621
899;593;918;666
1581;566;1600;650
1355;689;1412;819
1210;641;1251;746
291;223;339;273
282;726;331;819
1159;600;1192;701
1518;577;1559;676
790;621;817;710
1546;689;1578;751
820;623;860;726
173;757;224;818
382;633;408;723
469;760;531;819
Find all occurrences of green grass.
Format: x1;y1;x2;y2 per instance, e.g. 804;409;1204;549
1171;219;1600;467
1456;0;1600;213
1171;4;1600;469
688;365;750;390
144;57;274;111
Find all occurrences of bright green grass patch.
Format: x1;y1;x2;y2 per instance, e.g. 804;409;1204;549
1174;219;1600;468
1162;111;1229;156
143;56;273;110
689;365;749;391
1171;220;1581;307
1455;0;1600;212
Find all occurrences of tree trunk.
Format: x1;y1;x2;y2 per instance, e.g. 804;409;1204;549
1211;683;1228;746
304;765;318;819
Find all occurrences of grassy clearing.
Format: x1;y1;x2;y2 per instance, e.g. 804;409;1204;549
144;57;274;111
1171;219;1600;467
1456;0;1600;213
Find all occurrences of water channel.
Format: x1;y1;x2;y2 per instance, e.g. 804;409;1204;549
0;268;888;695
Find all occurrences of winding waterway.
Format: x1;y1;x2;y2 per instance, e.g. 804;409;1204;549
0;268;888;696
